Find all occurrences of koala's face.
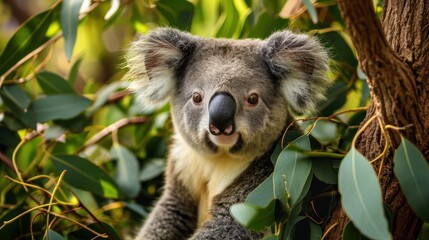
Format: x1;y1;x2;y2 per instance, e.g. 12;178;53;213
126;28;330;158
171;41;289;158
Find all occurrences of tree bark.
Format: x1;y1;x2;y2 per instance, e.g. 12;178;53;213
324;0;429;239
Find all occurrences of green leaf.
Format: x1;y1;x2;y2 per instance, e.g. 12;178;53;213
43;229;64;240
51;154;121;198
262;235;278;240
338;147;391;240
140;158;166;182
68;57;83;84
312;158;338;184
157;0;194;31
87;82;128;114
310;120;338;144
0;85;36;129
0;126;20;147
0;5;60;76
190;0;219;36
301;0;318;23
29;94;91;122
111;144;140;198
309;222;322;240
215;0;243;38
274;135;312;206
342;220;371;240
68;222;120;240
36;71;75;95
61;0;84;60
246;174;274;207
394;138;429;222
230;200;276;231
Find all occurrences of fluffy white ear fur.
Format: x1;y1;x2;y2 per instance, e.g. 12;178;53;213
124;28;195;111
262;31;330;114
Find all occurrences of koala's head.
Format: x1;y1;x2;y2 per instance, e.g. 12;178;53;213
126;28;330;159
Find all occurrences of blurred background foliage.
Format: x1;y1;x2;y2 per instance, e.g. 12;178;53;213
0;0;400;239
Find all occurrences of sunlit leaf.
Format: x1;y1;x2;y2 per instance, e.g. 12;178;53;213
215;0;245;38
0;5;60;76
111;144;140;198
61;0;84;60
339;147;391;239
230;200;276;231
36;71;75;95
394;137;429;222
157;0;194;30
51;154;121;198
29;94;91;122
191;0;219;36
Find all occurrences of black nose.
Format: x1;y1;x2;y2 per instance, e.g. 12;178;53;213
208;92;236;136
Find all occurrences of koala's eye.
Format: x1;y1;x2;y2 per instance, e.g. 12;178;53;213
192;92;203;104
247;93;259;105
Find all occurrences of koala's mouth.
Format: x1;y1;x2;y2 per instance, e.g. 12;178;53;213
204;131;243;154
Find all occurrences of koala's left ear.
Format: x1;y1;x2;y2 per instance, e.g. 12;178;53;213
262;31;330;113
125;28;197;110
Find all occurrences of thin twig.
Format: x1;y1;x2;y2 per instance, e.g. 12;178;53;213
0;151;14;171
79;116;148;153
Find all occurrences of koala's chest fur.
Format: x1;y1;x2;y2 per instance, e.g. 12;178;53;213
171;132;252;226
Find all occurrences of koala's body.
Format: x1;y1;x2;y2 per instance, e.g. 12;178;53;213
125;28;330;240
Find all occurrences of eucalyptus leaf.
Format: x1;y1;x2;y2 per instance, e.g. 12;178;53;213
157;0;194;30
312;158;338;184
215;0;242;38
309;222;322;240
0;5;60;76
43;229;64;240
111;144;140;198
274;135;312;206
140;158;166;182
230;200;276;231
246;174;274;207
37;71;75;95
302;0;318;23
68;222;120;240
394;138;429;222
61;0;84;60
339;147;391;239
342;220;371;240
0;85;36;129
51;154;121;198
68;58;83;84
29;94;91;122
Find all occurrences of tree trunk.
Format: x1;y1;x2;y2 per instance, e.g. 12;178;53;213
324;0;429;239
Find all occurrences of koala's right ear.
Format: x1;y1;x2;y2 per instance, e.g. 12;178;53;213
125;28;196;110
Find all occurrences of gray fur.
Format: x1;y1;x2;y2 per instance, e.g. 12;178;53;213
126;28;330;240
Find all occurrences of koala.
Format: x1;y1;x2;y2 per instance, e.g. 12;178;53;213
125;28;330;240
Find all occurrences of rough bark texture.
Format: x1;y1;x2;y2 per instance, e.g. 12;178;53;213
325;0;429;239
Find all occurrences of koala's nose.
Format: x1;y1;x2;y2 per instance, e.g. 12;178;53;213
208;92;236;136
